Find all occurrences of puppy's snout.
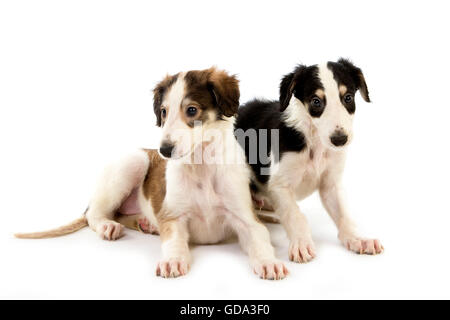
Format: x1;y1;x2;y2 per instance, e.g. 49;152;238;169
330;131;348;147
159;142;175;158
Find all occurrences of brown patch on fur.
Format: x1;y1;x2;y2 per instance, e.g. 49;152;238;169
180;101;205;128
142;149;167;215
115;213;140;231
153;73;179;126
339;85;347;95
315;89;325;99
185;67;240;119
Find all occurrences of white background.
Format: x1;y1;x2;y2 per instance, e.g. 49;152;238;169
1;0;449;299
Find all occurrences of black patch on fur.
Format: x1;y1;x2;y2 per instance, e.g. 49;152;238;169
250;181;259;193
235;99;307;185
279;65;324;118
308;95;327;118
327;58;371;114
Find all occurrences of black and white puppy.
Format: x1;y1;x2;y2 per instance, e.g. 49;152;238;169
235;59;383;263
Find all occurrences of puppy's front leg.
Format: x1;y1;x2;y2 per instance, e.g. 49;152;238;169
269;187;316;263
156;217;190;278
319;180;383;255
232;210;288;280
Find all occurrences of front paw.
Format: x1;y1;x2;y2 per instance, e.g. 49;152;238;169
252;260;289;280
289;237;316;263
340;235;384;255
156;258;189;278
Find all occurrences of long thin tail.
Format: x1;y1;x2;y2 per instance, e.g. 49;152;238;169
14;216;88;239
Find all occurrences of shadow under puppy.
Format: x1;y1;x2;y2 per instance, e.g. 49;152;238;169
16;67;288;280
235;59;383;263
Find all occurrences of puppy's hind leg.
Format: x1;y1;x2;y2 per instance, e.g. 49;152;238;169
86;150;150;241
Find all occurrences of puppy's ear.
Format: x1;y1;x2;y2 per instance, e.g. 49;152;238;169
207;68;240;117
279;65;305;111
338;58;370;102
153;74;178;126
153;85;164;127
279;72;295;111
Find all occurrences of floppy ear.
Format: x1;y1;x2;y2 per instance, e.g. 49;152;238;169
153;85;164;127
338;58;370;102
153;74;177;126
279;72;295;111
279;65;305;111
207;68;240;117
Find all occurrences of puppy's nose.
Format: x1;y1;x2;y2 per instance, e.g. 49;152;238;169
159;142;174;158
330;131;348;147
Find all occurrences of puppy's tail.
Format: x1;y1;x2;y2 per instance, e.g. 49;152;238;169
14;216;88;239
257;212;280;224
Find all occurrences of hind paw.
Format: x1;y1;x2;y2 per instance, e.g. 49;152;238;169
98;221;124;240
138;217;159;235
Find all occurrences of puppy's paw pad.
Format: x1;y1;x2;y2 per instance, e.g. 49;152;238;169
289;238;316;263
156;259;189;278
98;221;124;241
138;218;159;235
253;260;288;280
343;237;384;255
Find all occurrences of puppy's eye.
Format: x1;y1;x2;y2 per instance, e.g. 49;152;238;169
308;96;325;117
344;94;354;104
186;106;198;117
311;97;322;108
161;108;167;118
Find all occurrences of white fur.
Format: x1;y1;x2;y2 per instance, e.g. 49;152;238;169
282;95;311;139
86;149;150;240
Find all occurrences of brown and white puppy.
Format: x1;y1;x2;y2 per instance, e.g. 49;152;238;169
235;59;383;263
16;67;288;280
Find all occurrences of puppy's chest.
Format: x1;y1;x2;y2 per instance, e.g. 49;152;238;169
285;144;330;195
174;165;228;217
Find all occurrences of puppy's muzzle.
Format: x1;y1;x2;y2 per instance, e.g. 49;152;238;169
330;131;348;147
159;142;175;158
